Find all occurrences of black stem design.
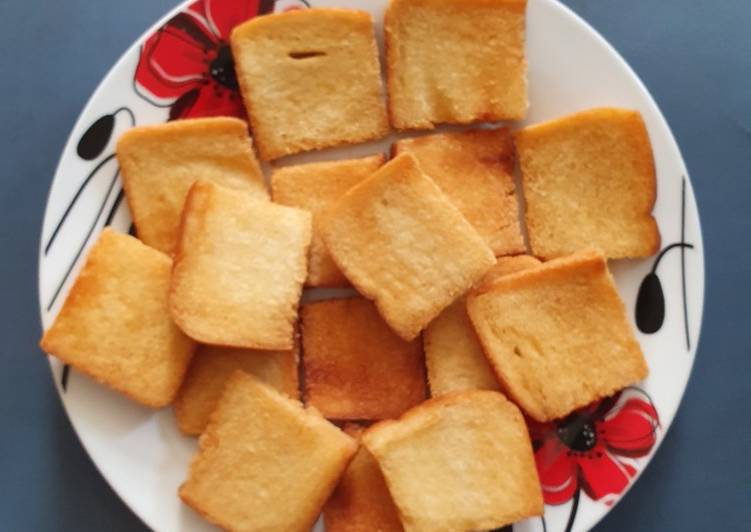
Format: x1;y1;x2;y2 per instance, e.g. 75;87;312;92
46;175;120;312
44;154;117;255
104;188;126;227
113;106;136;126
563;487;580;532
541;514;548;532
61;364;70;391
680;177;690;350
650;242;695;274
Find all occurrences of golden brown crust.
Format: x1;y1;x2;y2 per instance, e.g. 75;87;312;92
424;255;541;397
39;229;196;407
393;128;525;256
323;423;405;532
301;298;426;420
473;254;543;293
319;153;496;341
179;371;356;531
385;0;528;130
363;390;543;531
116;117;267;254
467;249;649;422
231;9;389;160
515;107;661;259
271;155;385;287
169;180;311;350
174;344;299;436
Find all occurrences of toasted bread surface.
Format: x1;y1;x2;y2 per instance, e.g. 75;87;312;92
363;390;543;532
394;128;524;256
323;424;405;532
231;8;389;159
170;180;311;350
39;229;196;407
272;155;385;286
174;344;299;436
301;298;426;420
385;0;528;129
180;371;356;532
320;153;495;340
424;255;541;396
467;249;649;421
515;107;660;259
116;117;267;254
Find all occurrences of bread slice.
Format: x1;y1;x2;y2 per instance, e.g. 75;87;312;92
174;345;299;436
323;424;404;532
39;229;196;407
170;180;311;350
271;155;385;287
474;254;543;293
363;390;543;532
301;298;426;420
385;0;528;129
393;128;525;256
515;107;661;259
116;117;267;254
467;249;649;422
231;9;389;160
424;255;541;397
320;153;495;340
180;371;356;531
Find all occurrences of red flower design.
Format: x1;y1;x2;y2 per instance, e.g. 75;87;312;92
529;388;660;507
133;0;279;120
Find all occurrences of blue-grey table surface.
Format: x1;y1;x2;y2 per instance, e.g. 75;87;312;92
1;0;749;530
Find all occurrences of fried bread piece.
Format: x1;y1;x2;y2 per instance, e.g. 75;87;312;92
393;128;524;256
231;9;389;159
515;108;660;259
385;0;528;129
116;117;267;254
170;180;311;350
301;298;425;420
174;345;299;435
39;229;196;407
180;371;356;532
323;424;404;532
319;153;495;341
271;155;385;286
363;390;543;532
424;255;541;396
467;249;649;421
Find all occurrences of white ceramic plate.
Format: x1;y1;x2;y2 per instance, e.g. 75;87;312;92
38;1;705;530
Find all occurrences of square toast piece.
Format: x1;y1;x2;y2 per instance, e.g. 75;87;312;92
170;180;311;350
180;371;356;532
301;298;426;420
272;155;385;287
231;9;389;160
394;128;525;256
515;108;661;259
363;391;543;532
174;345;299;436
116;117;267;254
385;0;528;129
467;249;649;422
323;424;405;532
320;153;495;341
424;255;541;397
39;229;196;407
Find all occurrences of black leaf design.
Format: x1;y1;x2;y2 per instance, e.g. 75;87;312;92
77;114;115;160
635;272;665;333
